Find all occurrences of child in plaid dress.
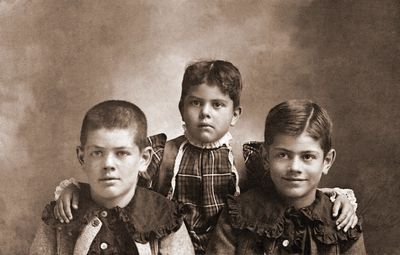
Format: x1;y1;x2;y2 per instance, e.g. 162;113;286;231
52;60;358;254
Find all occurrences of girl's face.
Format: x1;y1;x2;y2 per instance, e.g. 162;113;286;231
266;132;335;208
181;83;241;144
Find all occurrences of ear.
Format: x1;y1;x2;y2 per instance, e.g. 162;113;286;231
230;106;242;126
322;149;336;175
261;144;270;170
76;146;85;165
138;146;153;173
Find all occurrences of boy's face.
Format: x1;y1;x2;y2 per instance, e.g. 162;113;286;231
77;128;151;208
181;83;241;144
266;132;335;208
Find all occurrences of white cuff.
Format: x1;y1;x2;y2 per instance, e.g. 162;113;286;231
54;178;80;201
330;187;358;211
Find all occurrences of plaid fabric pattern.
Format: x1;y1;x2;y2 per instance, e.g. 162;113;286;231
174;142;236;253
137;133;167;188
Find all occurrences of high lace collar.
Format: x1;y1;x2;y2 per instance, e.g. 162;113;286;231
184;131;232;149
42;186;184;244
226;187;362;245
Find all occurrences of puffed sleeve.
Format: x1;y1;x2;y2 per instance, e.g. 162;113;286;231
158;223;195;255
138;133;167;189
29;222;57;255
242;141;271;191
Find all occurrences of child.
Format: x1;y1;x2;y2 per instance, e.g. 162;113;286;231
52;60;358;254
30;100;194;255
207;99;366;254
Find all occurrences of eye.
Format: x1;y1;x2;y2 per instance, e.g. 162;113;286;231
302;154;316;161
190;100;201;107
275;152;288;159
213;102;225;108
90;151;103;157
116;151;130;157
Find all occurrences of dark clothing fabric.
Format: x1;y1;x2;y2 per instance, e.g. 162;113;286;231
39;186;184;254
207;187;366;255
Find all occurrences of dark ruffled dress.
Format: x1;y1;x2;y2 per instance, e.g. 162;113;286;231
207;185;365;255
41;185;184;254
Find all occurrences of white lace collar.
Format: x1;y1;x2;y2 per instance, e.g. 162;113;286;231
184;131;232;149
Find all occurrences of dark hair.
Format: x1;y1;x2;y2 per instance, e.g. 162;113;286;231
178;60;242;114
264;100;333;155
80;100;147;150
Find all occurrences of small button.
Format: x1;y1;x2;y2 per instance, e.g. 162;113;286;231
100;242;108;250
100;211;108;218
282;239;289;247
92;219;100;227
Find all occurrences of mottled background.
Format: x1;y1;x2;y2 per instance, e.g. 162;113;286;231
0;0;399;254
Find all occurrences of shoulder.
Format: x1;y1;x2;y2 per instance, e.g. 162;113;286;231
128;187;185;242
225;187;286;238
306;191;364;245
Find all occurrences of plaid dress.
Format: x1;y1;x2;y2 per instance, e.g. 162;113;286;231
167;132;240;254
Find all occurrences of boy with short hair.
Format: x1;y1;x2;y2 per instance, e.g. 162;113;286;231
207;100;366;254
53;61;358;254
30;100;194;255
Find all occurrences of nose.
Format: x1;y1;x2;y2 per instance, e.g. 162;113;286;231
200;103;211;119
103;153;116;171
289;156;302;173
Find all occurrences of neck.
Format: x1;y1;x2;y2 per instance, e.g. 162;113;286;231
280;191;317;209
185;131;232;149
90;185;137;209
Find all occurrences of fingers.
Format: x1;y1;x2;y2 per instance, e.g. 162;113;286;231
57;199;70;223
72;189;79;210
332;199;341;218
351;215;358;228
54;204;62;223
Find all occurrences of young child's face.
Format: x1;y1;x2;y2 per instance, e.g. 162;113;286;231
77;128;151;207
181;83;241;144
266;132;335;208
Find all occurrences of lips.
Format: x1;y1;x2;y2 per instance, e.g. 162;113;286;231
99;177;120;181
282;177;307;182
198;123;213;129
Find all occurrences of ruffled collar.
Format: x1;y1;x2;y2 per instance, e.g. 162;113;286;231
226;187;362;246
184;131;232;149
42;185;184;244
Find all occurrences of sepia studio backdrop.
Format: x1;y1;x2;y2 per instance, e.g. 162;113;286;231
0;1;399;254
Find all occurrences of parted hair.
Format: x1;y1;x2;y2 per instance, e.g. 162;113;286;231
264;99;333;155
80;100;147;150
178;60;242;114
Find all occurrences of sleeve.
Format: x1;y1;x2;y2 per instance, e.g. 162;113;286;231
54;177;80;200
319;187;358;211
242;141;269;191
158;223;195;255
206;208;237;255
29;222;57;255
137;133;167;189
340;232;367;255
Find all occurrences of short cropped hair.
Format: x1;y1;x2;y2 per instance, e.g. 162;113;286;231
80;100;147;150
264;99;333;155
178;60;242;114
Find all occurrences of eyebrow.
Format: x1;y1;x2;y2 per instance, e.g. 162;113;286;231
186;95;229;103
86;146;134;150
271;147;320;154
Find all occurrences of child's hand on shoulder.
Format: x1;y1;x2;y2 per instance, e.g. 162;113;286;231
332;194;358;232
54;182;80;223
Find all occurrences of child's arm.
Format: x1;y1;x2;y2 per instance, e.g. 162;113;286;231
319;187;358;232
53;178;81;223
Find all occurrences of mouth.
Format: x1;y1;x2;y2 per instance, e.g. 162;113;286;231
99;177;120;182
282;177;307;182
198;123;213;129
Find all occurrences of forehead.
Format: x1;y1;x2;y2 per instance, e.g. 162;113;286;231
85;128;137;148
269;132;323;152
186;83;231;101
